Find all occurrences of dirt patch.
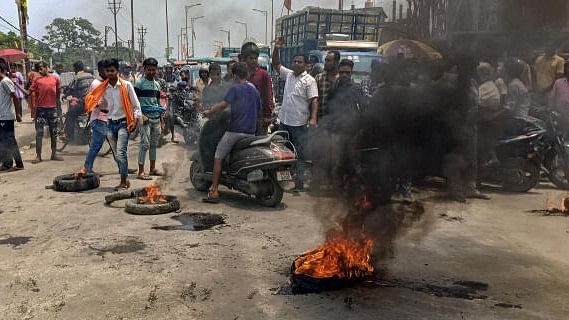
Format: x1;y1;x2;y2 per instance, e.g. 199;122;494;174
88;238;146;256
152;213;225;231
0;236;32;248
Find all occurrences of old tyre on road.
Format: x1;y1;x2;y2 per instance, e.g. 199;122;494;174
124;196;180;215
53;173;100;192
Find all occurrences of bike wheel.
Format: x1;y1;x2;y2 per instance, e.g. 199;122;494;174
547;153;569;190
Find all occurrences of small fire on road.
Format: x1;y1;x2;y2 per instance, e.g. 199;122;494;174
292;230;374;279
290;193;376;292
138;183;168;204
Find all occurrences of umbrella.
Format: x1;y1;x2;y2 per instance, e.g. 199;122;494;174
378;39;443;61
0;48;27;63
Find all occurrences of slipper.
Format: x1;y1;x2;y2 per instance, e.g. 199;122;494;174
137;174;153;180
202;196;220;204
149;170;163;176
114;180;131;191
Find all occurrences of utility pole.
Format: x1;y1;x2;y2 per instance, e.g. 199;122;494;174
15;0;28;74
271;0;274;43
252;9;268;45
127;40;133;62
177;34;181;60
185;3;202;59
108;0;122;59
235;21;248;42
137;26;147;60
104;26;112;50
130;0;135;64
190;16;204;58
219;28;231;48
165;0;170;61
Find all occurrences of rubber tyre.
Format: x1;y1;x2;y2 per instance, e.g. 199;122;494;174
546;153;569;190
53;173;100;192
190;161;211;192
501;159;540;193
125;196;180;215
255;176;284;207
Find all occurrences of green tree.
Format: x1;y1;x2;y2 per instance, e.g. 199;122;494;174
43;17;102;52
0;31;53;61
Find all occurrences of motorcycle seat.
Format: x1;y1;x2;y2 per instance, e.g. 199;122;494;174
233;135;272;151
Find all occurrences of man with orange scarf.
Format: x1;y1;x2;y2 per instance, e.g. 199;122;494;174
84;59;142;190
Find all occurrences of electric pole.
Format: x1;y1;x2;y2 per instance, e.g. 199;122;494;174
191;16;204;58
165;0;170;61
130;0;135;64
219;28;230;48
127;39;133;62
253;9;268;45
104;26;112;50
137;26;147;60
108;0;122;59
185;4;202;59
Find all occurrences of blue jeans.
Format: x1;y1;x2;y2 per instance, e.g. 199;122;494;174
83;120;108;172
281;123;308;188
107;119;129;178
138;117;161;165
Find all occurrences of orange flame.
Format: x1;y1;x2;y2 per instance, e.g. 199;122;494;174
293;231;374;279
547;197;569;213
138;183;167;204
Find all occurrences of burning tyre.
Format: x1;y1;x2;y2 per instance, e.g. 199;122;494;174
125;195;180;215
290;231;375;293
124;184;180;215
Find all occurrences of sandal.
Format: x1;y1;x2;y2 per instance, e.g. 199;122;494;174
149;170;163;176
202;190;220;204
137;173;153;180
114;181;131;191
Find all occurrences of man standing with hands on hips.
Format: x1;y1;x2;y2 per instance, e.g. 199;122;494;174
272;37;319;192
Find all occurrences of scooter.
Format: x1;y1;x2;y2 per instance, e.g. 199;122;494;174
190;112;297;207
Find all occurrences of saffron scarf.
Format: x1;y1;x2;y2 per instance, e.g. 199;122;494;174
85;77;136;131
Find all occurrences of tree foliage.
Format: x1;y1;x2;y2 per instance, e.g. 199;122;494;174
43;17;102;51
0;31;53;61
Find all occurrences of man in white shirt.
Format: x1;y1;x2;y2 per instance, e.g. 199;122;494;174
272;38;319;191
93;59;142;190
0;60;24;171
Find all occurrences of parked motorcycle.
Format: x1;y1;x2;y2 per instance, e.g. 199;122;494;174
534;110;569;189
478;116;546;192
190;112;297;207
168;83;202;145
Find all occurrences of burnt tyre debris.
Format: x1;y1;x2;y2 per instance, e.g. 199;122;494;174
152;212;225;231
125;196;180;215
52;174;100;192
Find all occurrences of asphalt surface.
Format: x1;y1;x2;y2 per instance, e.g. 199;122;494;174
1;124;569;319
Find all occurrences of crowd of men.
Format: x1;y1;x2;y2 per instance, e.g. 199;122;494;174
2;40;569;203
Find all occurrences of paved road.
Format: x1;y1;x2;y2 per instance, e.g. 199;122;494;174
1;135;569;319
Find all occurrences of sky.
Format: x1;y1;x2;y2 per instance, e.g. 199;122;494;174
0;0;404;63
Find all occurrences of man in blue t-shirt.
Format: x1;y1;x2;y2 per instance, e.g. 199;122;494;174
202;62;261;202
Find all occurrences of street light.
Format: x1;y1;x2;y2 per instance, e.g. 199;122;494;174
185;3;201;59
219;28;231;48
235;20;248;42
190;16;205;58
252;8;268;45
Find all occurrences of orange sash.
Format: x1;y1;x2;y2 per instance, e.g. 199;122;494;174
85;78;136;131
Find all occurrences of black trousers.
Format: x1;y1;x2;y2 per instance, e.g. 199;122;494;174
35;107;58;157
0;120;24;168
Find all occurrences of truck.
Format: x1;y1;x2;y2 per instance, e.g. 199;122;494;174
275;5;387;80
